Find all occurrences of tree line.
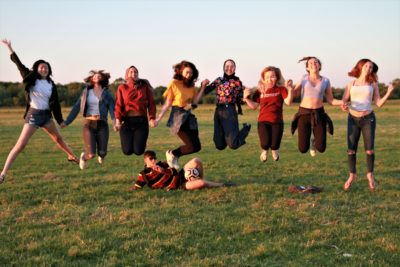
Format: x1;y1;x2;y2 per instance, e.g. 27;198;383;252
0;79;399;107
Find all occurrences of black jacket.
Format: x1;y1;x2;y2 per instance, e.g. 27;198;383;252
10;52;64;124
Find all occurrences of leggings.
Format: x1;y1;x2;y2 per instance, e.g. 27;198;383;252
120;116;149;156
297;108;327;153
83;119;109;158
172;118;201;157
258;122;284;150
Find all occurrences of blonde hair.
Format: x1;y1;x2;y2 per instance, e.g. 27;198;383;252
259;66;285;89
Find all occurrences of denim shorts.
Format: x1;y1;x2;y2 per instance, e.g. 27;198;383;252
25;108;52;128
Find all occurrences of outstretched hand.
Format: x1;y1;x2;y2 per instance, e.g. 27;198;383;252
1;39;13;53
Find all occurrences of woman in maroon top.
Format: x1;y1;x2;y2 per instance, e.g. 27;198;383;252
114;66;156;156
244;66;294;162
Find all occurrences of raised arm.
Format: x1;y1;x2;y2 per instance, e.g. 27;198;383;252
374;82;395;107
2;39;30;79
1;39;14;54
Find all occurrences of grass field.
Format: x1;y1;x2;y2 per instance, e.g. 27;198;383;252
0;101;399;266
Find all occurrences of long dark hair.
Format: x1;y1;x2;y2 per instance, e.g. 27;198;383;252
84;70;110;88
173;60;199;87
298;56;322;73
348;58;378;83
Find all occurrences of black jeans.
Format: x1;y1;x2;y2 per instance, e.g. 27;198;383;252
347;112;376;152
83;119;109;158
120;116;149;156
258;122;284;150
214;104;249;150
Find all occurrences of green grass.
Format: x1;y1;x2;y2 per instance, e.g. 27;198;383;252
0;101;399;266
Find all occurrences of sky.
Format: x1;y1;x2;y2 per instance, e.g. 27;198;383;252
0;0;399;88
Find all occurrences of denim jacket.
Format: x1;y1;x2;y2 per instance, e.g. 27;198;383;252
64;87;115;125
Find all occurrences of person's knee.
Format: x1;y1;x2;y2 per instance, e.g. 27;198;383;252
193;143;201;153
366;150;374;155
191;157;202;166
347;150;356;155
298;145;308;153
215;144;226;150
316;145;326;153
122;148;134;156
14;143;27;153
228;143;239;150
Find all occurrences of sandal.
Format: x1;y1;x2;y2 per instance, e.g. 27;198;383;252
0;173;5;184
343;174;357;191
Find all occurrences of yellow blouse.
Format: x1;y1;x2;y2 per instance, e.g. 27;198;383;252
163;79;198;107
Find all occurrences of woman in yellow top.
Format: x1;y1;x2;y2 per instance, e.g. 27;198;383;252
154;60;208;169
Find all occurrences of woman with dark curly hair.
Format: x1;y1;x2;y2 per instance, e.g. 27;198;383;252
0;39;78;184
154;60;207;169
61;70;115;170
342;59;395;191
114;66;156;157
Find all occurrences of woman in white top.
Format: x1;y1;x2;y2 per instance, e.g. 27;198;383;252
61;70;115;170
0;39;78;184
342;58;395;191
291;56;343;156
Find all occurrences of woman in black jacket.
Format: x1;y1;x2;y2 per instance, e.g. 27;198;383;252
0;39;78;184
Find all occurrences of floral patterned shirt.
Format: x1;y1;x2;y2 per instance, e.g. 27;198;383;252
204;76;243;104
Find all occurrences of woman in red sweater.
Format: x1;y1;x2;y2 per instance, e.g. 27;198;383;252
244;66;294;162
114;66;156;156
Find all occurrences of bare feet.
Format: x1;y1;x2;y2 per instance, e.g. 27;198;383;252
344;173;357;191
367;172;377;191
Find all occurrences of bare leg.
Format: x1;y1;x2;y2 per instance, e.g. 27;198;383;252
183;157;227;190
42;120;77;161
366;172;376;191
1;123;37;177
185;179;224;190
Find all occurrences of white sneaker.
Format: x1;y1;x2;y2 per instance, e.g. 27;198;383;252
79;152;87;170
260;150;268;162
310;137;316;157
98;156;103;164
166;150;180;169
271;150;280;161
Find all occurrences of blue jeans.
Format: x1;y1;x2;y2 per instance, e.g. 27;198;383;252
213;104;249;150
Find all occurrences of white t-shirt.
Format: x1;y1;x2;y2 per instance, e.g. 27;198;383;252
29;79;52;110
